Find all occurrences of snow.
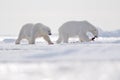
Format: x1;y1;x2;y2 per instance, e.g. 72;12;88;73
0;41;120;62
98;28;120;37
1;62;120;80
0;33;120;80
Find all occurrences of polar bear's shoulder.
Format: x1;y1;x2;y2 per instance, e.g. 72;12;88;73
23;23;34;27
35;23;50;30
34;23;43;26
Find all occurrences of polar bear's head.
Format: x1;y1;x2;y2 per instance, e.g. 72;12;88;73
42;26;52;35
84;21;98;40
40;26;52;36
90;28;98;40
35;23;52;36
90;28;98;38
41;26;52;36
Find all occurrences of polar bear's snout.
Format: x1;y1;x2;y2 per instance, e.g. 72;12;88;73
49;33;52;35
91;36;98;41
48;30;52;35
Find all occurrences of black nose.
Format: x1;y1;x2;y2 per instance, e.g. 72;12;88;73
92;37;95;40
49;33;52;35
95;36;98;38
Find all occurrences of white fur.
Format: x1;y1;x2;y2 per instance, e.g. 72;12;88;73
57;21;98;43
16;23;53;44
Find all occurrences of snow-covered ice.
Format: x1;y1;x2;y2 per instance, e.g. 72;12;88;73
0;40;120;62
0;34;120;80
1;61;120;80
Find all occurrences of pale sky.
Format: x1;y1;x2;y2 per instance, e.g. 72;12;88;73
0;0;120;35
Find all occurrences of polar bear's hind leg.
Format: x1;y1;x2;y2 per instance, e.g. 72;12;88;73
15;34;24;44
57;33;63;43
15;39;21;44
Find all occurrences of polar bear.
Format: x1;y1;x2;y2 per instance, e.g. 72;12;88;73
15;23;53;44
57;21;98;43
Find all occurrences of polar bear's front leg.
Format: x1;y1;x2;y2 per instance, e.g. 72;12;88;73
43;35;53;44
57;37;62;44
79;34;91;42
57;34;63;44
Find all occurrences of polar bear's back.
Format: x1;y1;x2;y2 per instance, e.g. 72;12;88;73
59;21;90;35
19;23;34;37
21;23;34;31
60;21;90;29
